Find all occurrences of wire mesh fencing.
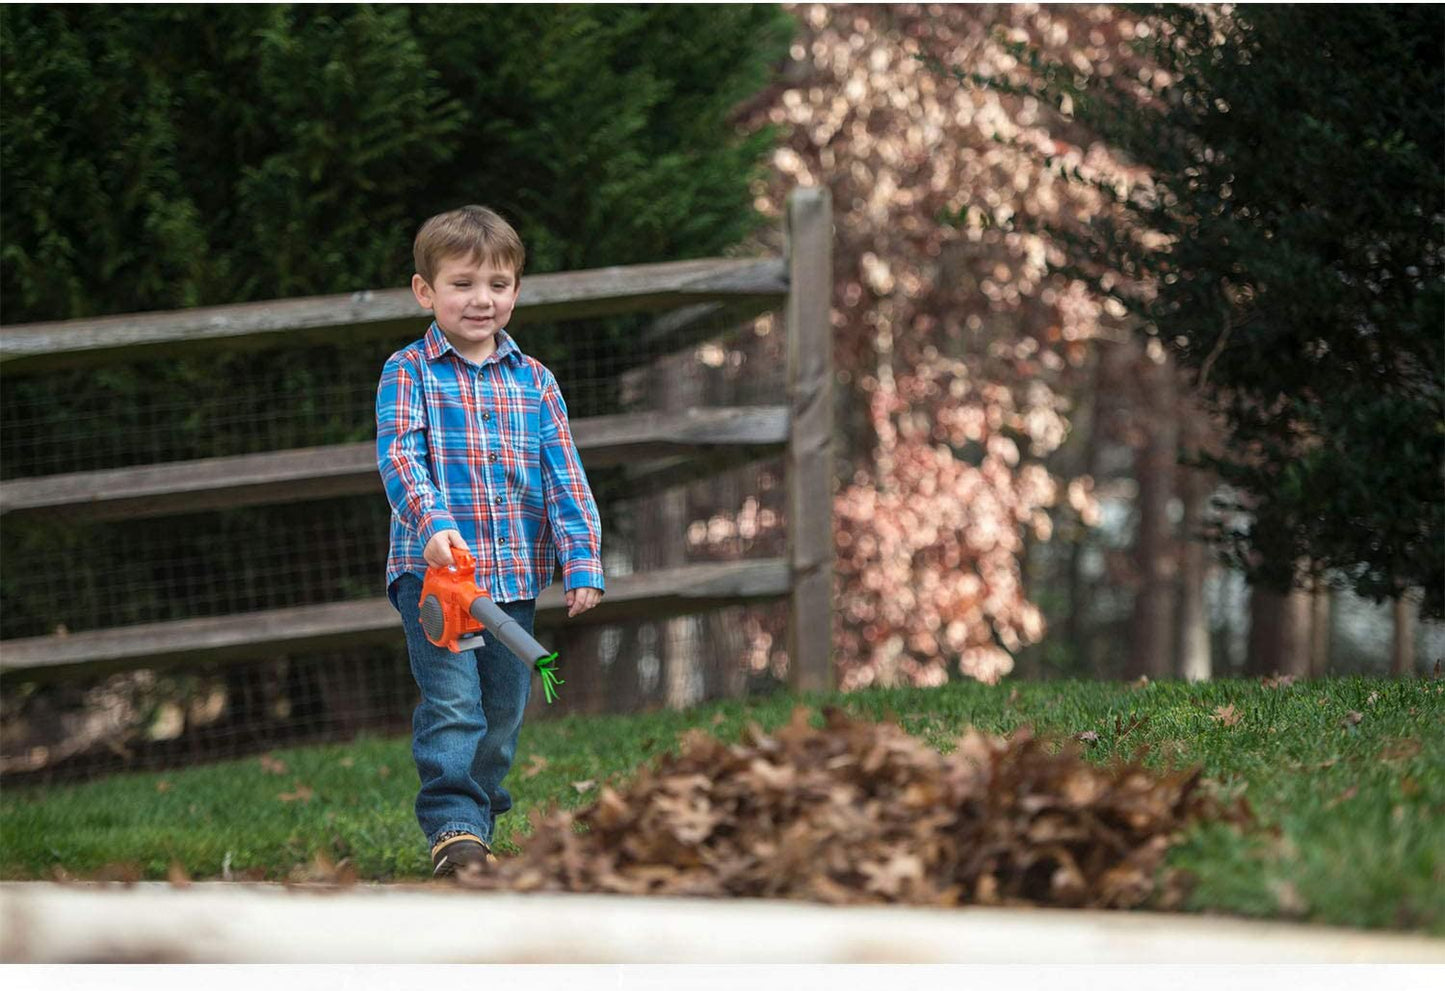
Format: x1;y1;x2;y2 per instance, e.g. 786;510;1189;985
0;599;793;788
1;294;798;788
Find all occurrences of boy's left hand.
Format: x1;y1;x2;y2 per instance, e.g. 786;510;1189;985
566;587;602;618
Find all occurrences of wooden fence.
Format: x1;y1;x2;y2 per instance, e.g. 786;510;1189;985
0;189;835;695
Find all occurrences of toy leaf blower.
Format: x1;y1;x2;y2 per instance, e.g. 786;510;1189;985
418;547;564;704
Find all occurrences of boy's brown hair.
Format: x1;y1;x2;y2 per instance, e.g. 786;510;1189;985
413;205;526;285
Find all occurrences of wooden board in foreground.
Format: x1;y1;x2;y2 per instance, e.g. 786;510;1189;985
3;883;1441;963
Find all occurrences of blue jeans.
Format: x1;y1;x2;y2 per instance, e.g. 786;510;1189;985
389;573;535;848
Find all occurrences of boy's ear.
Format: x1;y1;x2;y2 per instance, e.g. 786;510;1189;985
411;274;434;310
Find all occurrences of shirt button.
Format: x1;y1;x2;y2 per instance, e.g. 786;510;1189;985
499;537;508;546
489;453;498;463
494;496;503;505
482;412;492;421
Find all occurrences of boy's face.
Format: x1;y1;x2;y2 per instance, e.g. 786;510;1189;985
412;253;521;359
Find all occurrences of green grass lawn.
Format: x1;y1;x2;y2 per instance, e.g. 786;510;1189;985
2;676;1441;933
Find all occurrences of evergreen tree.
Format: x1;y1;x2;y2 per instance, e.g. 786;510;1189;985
1;4;793;322
0;4;795;638
953;4;1445;616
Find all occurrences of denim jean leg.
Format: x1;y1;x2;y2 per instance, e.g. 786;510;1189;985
470;599;536;839
392;573;491;847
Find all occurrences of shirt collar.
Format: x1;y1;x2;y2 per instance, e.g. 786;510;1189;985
422;321;521;366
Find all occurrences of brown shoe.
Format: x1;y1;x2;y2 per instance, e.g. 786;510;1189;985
430;833;493;878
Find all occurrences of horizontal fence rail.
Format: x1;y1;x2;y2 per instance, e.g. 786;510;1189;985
0;406;790;521
0;257;788;374
0;559;791;682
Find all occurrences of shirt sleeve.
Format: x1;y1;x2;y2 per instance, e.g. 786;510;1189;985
538;370;605;593
376;354;457;547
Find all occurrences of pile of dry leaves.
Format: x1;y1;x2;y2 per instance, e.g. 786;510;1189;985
461;708;1250;909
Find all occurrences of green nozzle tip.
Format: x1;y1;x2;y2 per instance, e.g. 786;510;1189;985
536;652;563;704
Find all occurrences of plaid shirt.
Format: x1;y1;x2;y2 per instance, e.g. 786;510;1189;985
376;322;604;602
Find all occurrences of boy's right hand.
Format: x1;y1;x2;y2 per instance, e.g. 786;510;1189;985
424;529;470;569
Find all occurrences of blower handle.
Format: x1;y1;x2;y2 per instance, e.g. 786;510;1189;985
443;545;475;573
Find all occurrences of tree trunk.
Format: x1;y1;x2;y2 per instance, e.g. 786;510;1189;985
1392;589;1419;677
1128;339;1178;680
1175;398;1212;683
1014;526;1041;681
1175;485;1210;682
1308;577;1332;678
1065;349;1102;672
1247;571;1312;677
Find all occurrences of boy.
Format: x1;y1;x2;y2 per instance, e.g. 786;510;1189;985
376;204;604;878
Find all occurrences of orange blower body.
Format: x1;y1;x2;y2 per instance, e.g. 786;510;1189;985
417;548;491;652
416;547;565;704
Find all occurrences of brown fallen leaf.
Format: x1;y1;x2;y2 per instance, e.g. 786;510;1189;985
285;852;360;887
1261;674;1296;689
521;753;549;779
571;779;596;794
260;755;288;775
1342;711;1364;728
1271;834;1300;861
279;784;315;803
156;780;172;794
95;862;143;884
1008;688;1020;705
453;706;1250;912
859;852;925;898
1381;739;1422;761
1211;705;1242;727
377;765;391;779
1326;785;1359;809
1074;730;1100;746
339;757;355;769
1115;713;1150;742
1269;878;1308;916
1365;692;1380;706
291;852;337;884
167;862;192;888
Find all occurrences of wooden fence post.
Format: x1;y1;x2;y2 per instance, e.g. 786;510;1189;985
785;187;835;693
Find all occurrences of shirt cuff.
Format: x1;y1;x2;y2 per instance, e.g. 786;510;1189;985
418;510;459;548
561;560;605;594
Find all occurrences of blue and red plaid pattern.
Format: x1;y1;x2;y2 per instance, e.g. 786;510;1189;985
376;322;604;602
